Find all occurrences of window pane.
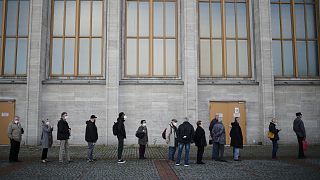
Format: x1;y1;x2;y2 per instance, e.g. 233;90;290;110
80;1;91;36
226;40;236;76
0;1;3;34
91;38;102;75
4;38;16;74
166;39;176;76
166;2;175;37
127;1;137;36
238;40;248;76
212;3;221;38
306;5;316;39
18;0;29;36
126;39;137;76
295;4;305;39
200;39;210;76
199;3;209;38
6;0;18;36
92;1;103;36
65;0;76;36
273;41;282;76
53;0;64;36
79;38;90;75
153;39;164;75
16;38;28;75
308;41;318;76
237;3;247;38
139;2;149;37
154;2;163;37
52;38;63;74
283;41;293;76
139;39;149;75
281;4;292;39
271;4;280;38
297;41;307;76
225;3;235;38
64;38;75;75
212;40;222;76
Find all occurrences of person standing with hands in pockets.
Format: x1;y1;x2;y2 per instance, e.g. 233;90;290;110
85;115;98;162
57;112;71;163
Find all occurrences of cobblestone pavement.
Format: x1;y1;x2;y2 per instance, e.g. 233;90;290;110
0;145;319;180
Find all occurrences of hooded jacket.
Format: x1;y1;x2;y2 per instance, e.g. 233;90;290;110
85;120;98;143
117;117;126;139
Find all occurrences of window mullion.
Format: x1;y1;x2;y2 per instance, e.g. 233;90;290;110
291;0;298;77
209;0;213;76
75;0;80;76
221;0;226;77
234;0;239;77
149;0;153;76
0;0;7;75
303;1;310;76
163;1;166;76
14;0;21;75
316;0;320;76
137;0;140;76
89;0;93;76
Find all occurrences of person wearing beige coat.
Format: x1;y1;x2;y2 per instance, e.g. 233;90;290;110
166;119;178;161
7;116;23;162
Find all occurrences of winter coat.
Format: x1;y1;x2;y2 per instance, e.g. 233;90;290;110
7;122;23;142
136;126;148;145
212;121;226;145
165;123;177;147
41;124;53;148
194;126;207;147
230;121;243;148
85;120;98;143
209;118;218;135
293;117;306;138
269;122;280;141
57;118;70;140
176;121;195;144
117;118;126;139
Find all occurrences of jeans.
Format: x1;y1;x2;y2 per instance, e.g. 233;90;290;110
212;142;219;160
168;146;176;161
117;138;124;160
87;142;95;160
233;147;240;160
272;140;278;158
213;142;224;160
197;146;205;163
176;143;190;165
297;137;305;158
59;140;70;162
9;139;20;161
41;148;48;160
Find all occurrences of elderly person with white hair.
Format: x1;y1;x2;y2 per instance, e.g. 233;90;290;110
211;116;226;162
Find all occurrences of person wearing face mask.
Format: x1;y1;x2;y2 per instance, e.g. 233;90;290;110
57;112;71;163
165;119;178;161
194;120;207;164
85;115;98;162
269;118;281;159
116;112;127;163
136;120;148;159
40;119;53;163
7;116;23;162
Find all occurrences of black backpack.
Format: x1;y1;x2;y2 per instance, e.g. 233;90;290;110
113;122;118;136
162;128;167;139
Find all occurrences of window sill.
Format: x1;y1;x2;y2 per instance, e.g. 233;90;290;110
119;79;184;85
274;79;320;86
0;78;27;84
42;79;106;85
198;79;259;85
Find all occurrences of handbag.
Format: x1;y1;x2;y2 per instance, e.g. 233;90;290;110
267;131;274;139
302;140;308;151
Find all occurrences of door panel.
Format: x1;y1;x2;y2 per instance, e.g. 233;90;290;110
209;101;247;145
0;101;15;145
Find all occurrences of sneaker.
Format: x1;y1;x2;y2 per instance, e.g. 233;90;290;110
117;159;126;164
41;160;46;163
184;164;190;167
175;163;180;166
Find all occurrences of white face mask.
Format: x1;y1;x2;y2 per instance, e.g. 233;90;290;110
65;116;69;120
124;115;127;119
173;122;177;126
142;123;146;127
46;121;50;125
14;120;19;124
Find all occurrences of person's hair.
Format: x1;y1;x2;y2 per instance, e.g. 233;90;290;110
183;117;189;122
196;120;202;126
14;116;20;120
235;117;239;121
119;112;124;118
141;120;146;124
296;112;302;117
171;119;177;123
271;118;277;123
61;112;67;117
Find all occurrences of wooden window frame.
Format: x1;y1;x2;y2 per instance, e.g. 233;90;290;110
198;0;252;78
124;0;178;78
272;0;320;78
49;0;104;78
0;0;30;77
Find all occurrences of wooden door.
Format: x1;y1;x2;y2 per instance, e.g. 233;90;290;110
209;101;247;145
0;100;15;145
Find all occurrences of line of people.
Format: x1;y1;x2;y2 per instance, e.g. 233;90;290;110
7;111;307;164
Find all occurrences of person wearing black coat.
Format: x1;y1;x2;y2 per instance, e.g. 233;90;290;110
116;112;127;163
57;112;71;163
269;118;281;159
293;112;306;159
85;115;98;162
194;121;207;164
230;117;243;161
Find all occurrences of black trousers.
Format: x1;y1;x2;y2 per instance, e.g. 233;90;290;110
117;138;124;160
297;137;305;157
41;148;48;160
197;146;205;163
9;139;20;162
139;144;146;158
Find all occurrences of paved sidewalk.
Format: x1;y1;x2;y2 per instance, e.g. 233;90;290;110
0;145;319;180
